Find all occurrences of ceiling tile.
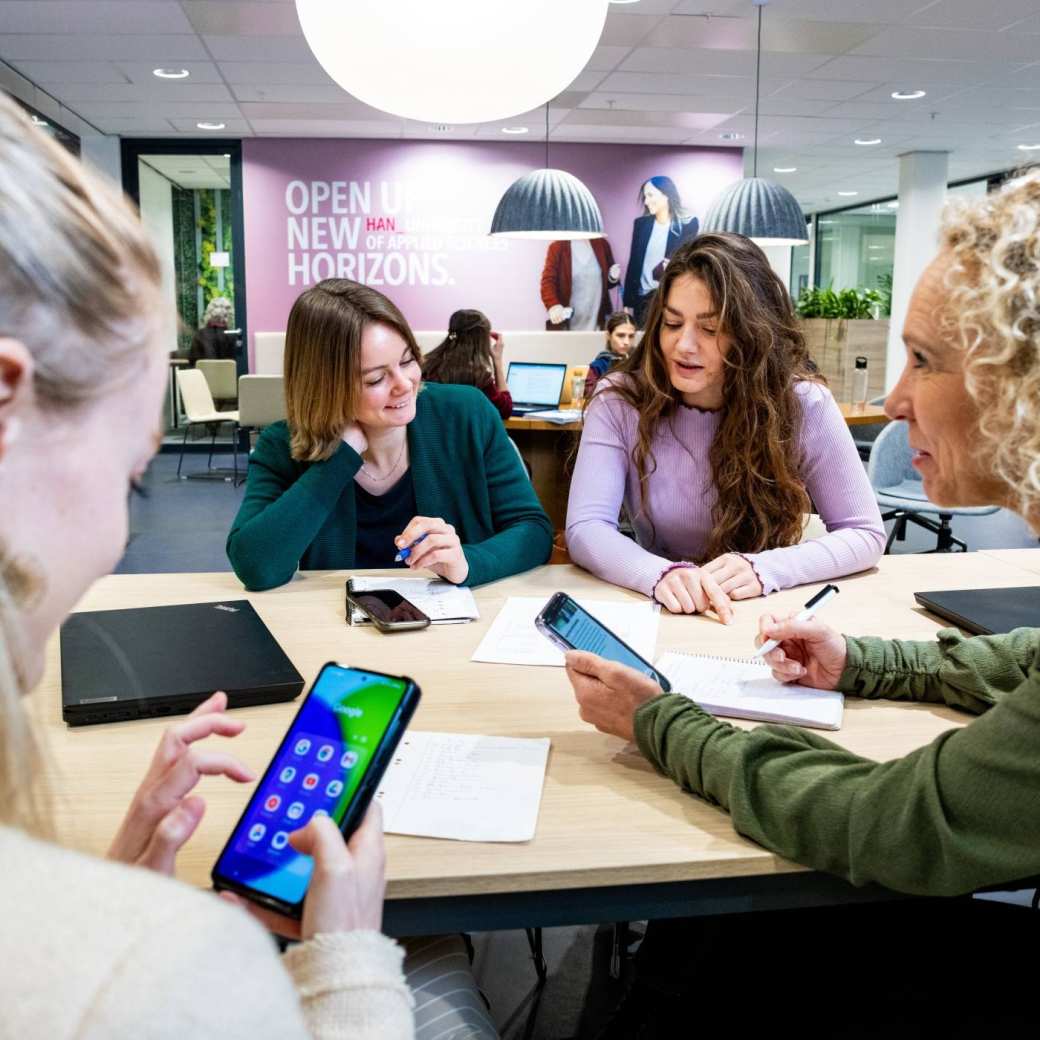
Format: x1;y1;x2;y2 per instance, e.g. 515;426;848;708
584;45;632;72
670;0;925;22
768;78;882;101
218;61;334;84
201;34;315;61
849;26;1040;62
0;1;193;34
11;61;127;84
60;82;234;104
644;14;883;55
559;107;731;131
237;101;389;121
621;46;834;78
248;119;401;137
181;2;303;36
231;83;349;103
806;54;1009;85
0;34;209;61
907;0;1040;30
596;70;788;96
598;13;663;48
580;91;746;114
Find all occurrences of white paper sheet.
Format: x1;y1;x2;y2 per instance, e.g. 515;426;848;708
347;576;479;625
523;409;583;424
470;596;659;667
375;731;550;842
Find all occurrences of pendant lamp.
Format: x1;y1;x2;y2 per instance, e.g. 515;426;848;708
702;1;808;246
490;104;604;240
294;0;609;125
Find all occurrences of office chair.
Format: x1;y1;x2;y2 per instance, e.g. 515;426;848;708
867;419;998;553
175;368;240;483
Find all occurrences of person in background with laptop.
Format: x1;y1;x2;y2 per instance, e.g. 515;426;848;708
566;171;1040;1036
0;97;501;1039
227;280;551;591
583;311;638;399
421;308;512;421
567;233;885;618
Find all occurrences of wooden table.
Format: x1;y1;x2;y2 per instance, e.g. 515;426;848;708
506;403;891;528
33;551;1039;934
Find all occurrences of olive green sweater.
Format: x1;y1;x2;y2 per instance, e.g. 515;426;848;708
634;626;1040;897
227;383;552;591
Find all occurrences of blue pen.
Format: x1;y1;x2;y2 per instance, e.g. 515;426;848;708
394;532;428;563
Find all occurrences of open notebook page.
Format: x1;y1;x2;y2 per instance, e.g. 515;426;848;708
347;576;479;625
657;651;844;731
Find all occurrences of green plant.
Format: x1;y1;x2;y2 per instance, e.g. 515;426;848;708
796;284;881;320
875;271;892;317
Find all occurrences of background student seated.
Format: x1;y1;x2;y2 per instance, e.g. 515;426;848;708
567;171;1040;1036
584;311;638;399
567;233;885;617
421;308;512;421
227;281;552;591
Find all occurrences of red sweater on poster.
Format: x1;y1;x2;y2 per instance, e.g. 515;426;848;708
540;239;620;330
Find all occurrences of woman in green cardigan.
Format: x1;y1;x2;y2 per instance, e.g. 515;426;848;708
228;280;552;591
568;172;1040;1033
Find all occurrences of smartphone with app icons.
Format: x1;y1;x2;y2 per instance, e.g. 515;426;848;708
211;663;420;919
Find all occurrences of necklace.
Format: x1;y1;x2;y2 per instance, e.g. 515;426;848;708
359;435;407;483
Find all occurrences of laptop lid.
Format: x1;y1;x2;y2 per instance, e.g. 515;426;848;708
913;586;1040;636
506;362;567;407
60;600;304;726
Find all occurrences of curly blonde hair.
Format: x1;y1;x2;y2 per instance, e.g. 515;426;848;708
941;169;1040;524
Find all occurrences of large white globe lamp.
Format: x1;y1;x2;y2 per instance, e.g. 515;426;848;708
294;0;610;124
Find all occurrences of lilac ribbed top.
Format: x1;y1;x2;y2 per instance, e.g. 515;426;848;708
565;378;885;598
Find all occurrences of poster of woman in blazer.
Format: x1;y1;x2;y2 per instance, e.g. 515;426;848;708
622;176;699;326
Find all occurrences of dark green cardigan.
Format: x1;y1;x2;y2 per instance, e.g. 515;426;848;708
635;626;1040;897
227;383;552;591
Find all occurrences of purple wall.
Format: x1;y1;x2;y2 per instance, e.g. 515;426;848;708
242;137;741;360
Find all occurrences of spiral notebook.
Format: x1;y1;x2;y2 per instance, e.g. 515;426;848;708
656;651;844;731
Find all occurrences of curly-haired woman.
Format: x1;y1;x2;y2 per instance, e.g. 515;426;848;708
566;232;885;618
421;308;512;420
569;173;1040;1038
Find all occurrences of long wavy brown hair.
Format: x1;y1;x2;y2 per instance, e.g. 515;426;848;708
599;232;819;561
422;309;494;389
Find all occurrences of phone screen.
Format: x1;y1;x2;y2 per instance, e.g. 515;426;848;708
213;664;410;908
545;595;670;689
352;590;429;626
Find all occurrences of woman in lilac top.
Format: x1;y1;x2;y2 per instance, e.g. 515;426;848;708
566;233;884;616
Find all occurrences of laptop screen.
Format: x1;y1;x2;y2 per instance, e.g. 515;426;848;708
506;362;567;406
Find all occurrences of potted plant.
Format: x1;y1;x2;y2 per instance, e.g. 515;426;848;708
796;284;888;400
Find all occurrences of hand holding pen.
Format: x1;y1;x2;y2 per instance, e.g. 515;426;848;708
393;516;470;585
755;585;847;690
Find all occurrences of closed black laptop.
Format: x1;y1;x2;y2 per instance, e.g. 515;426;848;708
60;600;304;726
913;586;1040;636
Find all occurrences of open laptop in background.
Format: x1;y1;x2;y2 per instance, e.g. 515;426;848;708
60;600;304;726
506;361;567;416
913;586;1040;636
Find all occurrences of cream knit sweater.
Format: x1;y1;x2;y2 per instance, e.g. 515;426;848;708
0;825;414;1039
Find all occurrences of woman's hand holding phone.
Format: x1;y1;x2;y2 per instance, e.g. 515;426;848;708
108;691;255;876
220;805;387;941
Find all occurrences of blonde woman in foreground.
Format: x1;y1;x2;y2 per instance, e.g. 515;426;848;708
0;96;495;1039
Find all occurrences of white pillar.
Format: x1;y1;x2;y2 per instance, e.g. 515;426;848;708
885;151;948;391
79;134;122;185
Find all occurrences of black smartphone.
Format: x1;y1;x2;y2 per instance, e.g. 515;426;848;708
211;662;420;919
535;591;671;691
346;586;431;632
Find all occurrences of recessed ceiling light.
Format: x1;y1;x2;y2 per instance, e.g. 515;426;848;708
30;115;48;127
718;131;743;141
854;138;882;146
886;201;899;208
1017;143;1040;151
196;121;226;130
501;126;528;134
153;68;190;80
773;166;797;173
837;191;859;197
891;89;926;100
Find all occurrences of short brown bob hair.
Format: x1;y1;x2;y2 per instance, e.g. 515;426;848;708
284;279;422;461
